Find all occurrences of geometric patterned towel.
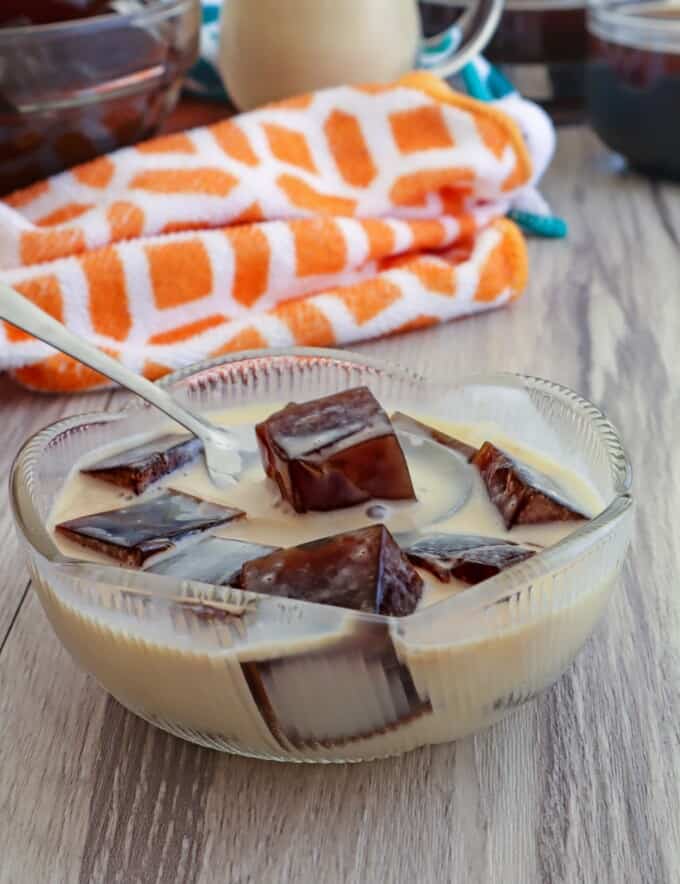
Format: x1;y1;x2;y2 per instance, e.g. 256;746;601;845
0;72;530;392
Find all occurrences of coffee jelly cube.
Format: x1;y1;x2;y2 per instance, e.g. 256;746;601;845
391;412;477;460
237;524;423;617
56;490;244;567
241;621;431;749
471;442;589;529
149;536;278;586
405;533;537;585
82;433;203;494
255;387;415;513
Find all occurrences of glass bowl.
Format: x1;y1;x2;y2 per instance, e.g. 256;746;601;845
10;349;633;763
586;0;680;180
0;0;200;195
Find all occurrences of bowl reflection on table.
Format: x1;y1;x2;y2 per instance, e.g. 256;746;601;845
0;0;200;195
10;349;633;763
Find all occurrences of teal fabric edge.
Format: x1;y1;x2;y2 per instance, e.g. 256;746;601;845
460;65;493;102
487;66;515;99
508;210;569;238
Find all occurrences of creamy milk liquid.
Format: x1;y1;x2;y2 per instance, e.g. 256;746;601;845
219;0;421;110
40;406;613;761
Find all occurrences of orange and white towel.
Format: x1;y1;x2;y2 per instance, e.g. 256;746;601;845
0;72;531;393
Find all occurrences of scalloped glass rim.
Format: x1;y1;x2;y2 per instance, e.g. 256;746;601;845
10;347;633;626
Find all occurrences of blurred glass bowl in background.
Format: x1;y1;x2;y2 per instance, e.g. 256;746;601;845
587;1;680;180
0;0;200;195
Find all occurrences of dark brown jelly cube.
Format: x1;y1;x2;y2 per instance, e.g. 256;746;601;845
391;412;477;460
405;533;537;585
255;387;415;513
241;621;431;749
82;434;203;495
471;442;589;529
56;490;244;568
149;536;277;586
237;524;423;616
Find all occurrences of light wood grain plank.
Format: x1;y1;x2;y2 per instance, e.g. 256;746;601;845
1;128;679;884
0;592;108;884
650;180;680;249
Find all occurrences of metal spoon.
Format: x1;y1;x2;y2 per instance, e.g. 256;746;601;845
0;282;241;485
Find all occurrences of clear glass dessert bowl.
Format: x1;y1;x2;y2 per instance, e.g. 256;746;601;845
10;348;633;763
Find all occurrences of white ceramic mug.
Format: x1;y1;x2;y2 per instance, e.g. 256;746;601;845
219;0;504;110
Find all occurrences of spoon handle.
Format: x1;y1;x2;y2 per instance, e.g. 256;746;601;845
0;282;219;443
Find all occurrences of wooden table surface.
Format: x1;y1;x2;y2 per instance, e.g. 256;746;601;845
1;125;679;884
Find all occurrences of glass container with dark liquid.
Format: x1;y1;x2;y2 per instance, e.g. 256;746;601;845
420;0;589;122
0;1;116;26
0;0;199;196
587;2;680;180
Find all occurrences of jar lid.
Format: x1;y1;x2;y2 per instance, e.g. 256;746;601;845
588;1;680;53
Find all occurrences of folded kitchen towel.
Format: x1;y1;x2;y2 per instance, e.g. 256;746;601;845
0;72;532;393
186;0;566;239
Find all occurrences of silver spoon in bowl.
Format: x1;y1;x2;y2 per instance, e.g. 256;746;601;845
0;283;241;486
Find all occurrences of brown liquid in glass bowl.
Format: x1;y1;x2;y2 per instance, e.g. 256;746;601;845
586;4;680;180
0;1;116;27
0;1;198;196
